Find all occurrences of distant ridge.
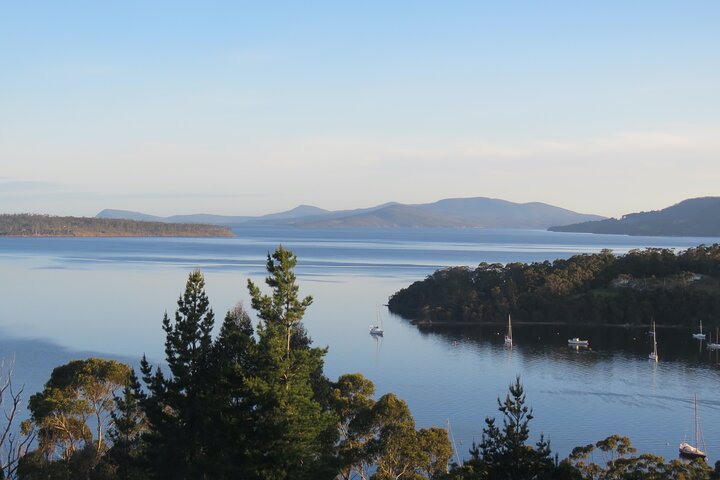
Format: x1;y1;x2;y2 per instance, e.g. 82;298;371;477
548;197;720;237
97;209;167;222
98;197;604;229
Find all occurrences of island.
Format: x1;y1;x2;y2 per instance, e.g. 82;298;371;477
388;245;720;327
0;214;235;237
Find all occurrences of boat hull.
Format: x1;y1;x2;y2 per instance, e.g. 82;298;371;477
679;442;706;459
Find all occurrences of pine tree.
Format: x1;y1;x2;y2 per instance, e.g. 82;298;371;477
105;369;147;479
246;246;337;479
140;270;220;479
463;377;555;480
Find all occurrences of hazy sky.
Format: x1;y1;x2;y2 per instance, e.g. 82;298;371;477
1;1;719;218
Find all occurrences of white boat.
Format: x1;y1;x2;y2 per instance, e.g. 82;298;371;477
649;321;658;362
707;328;720;350
369;308;384;336
679;395;707;460
567;338;589;347
504;314;512;347
692;320;706;340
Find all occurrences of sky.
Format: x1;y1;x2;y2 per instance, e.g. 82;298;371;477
1;1;719;218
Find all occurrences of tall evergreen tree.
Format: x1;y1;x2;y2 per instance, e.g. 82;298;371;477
105;369;147;480
209;303;257;478
246;247;337;479
140;270;220;479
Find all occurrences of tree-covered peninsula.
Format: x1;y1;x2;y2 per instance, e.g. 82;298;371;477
0;214;234;237
388;245;720;327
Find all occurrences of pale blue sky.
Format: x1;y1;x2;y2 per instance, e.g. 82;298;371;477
1;1;719;217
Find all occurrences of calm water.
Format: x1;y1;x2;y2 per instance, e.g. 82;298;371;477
1;227;720;461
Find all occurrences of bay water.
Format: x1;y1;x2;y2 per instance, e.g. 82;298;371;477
1;227;719;462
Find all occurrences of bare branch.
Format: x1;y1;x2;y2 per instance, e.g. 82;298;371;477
0;357;34;480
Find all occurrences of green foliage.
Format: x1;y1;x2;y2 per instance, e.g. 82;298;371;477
389;245;720;326
19;358;130;479
245;247;336;479
457;377;555;480
248;246;314;353
331;373;377;479
104;369;147;480
25;358;130;461
140;269;225;479
561;435;714;479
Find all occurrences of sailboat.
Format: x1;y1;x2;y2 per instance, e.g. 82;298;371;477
707;328;720;350
679;395;707;459
567;338;589;347
692;320;706;340
504;314;513;347
369;307;384;336
648;321;658;362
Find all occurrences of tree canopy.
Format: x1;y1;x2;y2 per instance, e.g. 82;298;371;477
389;245;720;326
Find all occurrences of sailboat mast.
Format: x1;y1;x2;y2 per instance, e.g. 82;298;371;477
695;395;699;448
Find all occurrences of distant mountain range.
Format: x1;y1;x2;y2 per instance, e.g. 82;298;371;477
97;197;604;229
548;197;720;237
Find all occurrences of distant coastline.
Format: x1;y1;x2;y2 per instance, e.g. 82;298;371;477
0;214;235;237
548;197;720;237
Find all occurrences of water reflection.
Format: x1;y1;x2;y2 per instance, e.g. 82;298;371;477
417;323;720;365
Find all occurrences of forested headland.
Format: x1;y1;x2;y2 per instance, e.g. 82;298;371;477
548;197;720;237
1;247;720;479
0;214;234;237
388;245;720;327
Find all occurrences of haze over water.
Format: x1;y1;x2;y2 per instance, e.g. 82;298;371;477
2;226;720;461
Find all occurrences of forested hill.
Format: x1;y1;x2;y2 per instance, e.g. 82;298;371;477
0;214;234;237
388;245;720;327
548;197;720;236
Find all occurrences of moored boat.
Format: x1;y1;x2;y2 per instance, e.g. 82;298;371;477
679;395;707;460
567;338;589;347
649;321;658;362
369;307;384;336
692;320;706;340
504;314;513;347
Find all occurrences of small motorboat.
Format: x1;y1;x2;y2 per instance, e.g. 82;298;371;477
567;338;589;347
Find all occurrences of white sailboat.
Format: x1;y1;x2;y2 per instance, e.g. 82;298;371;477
692;320;706;340
649;321;658;362
504;314;513;347
679;395;707;460
707;328;720;350
369;307;384;336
